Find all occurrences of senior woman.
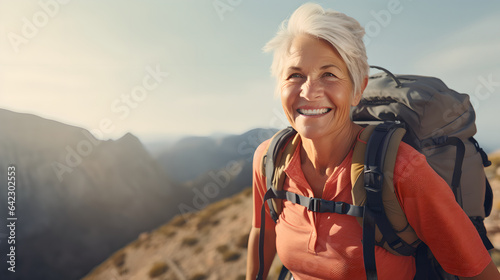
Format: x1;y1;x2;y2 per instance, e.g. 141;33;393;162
246;3;500;280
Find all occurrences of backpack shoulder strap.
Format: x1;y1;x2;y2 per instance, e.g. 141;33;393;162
351;125;376;204
351;122;420;256
256;127;297;280
262;127;298;222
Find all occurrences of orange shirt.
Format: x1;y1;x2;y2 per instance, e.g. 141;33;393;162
252;134;491;279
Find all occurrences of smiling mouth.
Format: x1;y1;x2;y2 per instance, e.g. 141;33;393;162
297;108;332;116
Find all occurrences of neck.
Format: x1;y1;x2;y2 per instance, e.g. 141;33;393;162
300;122;362;177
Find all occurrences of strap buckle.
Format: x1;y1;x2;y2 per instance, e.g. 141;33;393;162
308;198;321;212
364;168;383;192
307;199;348;214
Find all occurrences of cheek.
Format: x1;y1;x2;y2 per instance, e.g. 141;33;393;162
327;83;353;107
280;83;297;108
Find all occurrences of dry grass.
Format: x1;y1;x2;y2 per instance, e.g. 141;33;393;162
490;154;500;166
491;249;500;269
222;250;241;262
236;233;249;249
148;261;169;278
111;250;126;268
181;236;199;247
189;273;207;280
216;244;229;254
169;215;188;227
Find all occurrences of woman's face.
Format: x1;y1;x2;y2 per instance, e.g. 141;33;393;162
280;34;360;139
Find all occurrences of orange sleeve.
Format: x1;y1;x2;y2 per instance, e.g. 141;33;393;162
393;143;491;277
252;139;277;230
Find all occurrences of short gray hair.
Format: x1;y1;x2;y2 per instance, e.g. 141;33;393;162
264;3;369;97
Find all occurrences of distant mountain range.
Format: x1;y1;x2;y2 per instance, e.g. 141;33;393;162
154;128;277;183
0;108;277;280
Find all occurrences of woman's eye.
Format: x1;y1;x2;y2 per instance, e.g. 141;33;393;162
323;72;337;78
287;73;303;80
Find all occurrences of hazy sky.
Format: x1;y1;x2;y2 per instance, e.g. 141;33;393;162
1;1;499;150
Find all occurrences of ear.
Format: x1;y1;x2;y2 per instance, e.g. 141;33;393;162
351;76;368;106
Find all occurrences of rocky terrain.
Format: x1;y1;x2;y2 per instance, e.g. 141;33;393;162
82;187;288;280
484;151;500;267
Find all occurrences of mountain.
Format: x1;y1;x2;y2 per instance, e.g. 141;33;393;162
153;128;279;217
0;109;187;280
155;128;278;183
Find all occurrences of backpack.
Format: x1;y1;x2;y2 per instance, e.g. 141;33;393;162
256;66;494;280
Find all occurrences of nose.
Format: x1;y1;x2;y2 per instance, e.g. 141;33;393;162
300;78;323;100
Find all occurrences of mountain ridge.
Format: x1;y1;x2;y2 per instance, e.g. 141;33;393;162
0;108;186;280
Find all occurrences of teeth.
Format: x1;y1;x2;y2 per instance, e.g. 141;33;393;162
298;108;330;116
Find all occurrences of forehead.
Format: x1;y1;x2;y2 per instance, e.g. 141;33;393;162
285;34;346;69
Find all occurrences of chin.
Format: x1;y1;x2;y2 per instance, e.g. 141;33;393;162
294;125;327;140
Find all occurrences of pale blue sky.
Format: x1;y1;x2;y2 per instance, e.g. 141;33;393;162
1;1;499;150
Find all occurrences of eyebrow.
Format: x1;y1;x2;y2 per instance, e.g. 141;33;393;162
320;64;341;71
286;64;342;72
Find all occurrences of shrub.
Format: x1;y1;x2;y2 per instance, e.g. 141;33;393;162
131;239;142;249
222;251;241;262
119;268;128;275
242;187;252;197
165;230;177;238
158;224;177;238
196;218;211;230
112;250;126;268
194;246;203;254
216;244;229;254
181;237;199;247
189;273;207;280
148;262;169;278
491;249;500;268
236;233;249;249
170;215;187;227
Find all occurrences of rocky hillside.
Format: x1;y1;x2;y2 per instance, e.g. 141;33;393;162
83;187;289;280
485;151;500;267
0;109;187;280
84;187;253;280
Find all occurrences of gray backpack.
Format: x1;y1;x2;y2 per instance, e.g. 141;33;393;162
351;66;494;279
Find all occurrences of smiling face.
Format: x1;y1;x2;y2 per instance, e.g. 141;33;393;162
279;34;361;139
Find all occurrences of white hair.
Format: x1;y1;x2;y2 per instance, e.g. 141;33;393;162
264;3;369;98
